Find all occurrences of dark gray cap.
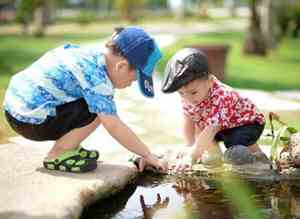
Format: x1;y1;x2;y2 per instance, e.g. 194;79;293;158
161;48;209;93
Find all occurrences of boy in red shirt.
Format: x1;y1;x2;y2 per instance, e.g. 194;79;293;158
161;48;270;171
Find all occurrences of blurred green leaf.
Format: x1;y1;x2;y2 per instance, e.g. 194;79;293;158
220;174;264;219
270;126;288;161
280;136;289;142
287;127;298;134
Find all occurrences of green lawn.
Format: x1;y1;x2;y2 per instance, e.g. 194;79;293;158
0;33;108;77
157;32;300;90
0;31;299;142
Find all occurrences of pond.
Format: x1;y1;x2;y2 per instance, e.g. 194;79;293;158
80;173;300;219
80;84;300;219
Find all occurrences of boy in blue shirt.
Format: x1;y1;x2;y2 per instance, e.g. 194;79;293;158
3;27;167;173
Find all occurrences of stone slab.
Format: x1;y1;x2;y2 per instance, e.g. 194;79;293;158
0;143;137;219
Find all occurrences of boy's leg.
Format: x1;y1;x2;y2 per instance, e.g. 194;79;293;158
218;123;271;165
46;117;100;160
195;125;222;155
200;140;223;165
248;143;261;153
248;143;270;163
223;145;255;165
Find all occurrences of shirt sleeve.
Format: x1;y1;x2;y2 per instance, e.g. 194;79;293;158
82;87;117;115
74;51;117;116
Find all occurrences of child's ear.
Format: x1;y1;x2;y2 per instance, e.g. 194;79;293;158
115;60;130;74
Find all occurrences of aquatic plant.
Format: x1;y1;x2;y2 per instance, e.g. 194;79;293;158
269;112;298;169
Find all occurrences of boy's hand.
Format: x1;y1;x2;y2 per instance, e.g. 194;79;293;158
191;146;205;164
139;154;168;173
173;146;194;173
173;155;192;173
176;144;194;159
140;194;170;219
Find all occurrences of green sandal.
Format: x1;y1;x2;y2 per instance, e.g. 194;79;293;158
76;146;99;160
43;150;97;173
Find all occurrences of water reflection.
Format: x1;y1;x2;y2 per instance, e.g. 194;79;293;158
140;194;170;219
80;175;300;219
172;177;233;219
272;182;300;219
80;182;137;219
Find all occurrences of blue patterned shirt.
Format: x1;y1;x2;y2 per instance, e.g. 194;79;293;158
3;44;117;124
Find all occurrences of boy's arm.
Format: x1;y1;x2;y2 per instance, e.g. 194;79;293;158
173;115;196;172
97;114;167;171
173;124;218;172
183;114;195;146
191;125;220;163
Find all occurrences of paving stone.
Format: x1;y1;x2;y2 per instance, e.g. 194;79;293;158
0;143;137;219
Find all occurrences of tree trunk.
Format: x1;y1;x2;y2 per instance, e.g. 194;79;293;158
243;0;267;56
34;7;44;37
34;0;55;37
224;0;238;17
293;20;300;38
21;20;29;36
168;0;185;20
261;0;280;49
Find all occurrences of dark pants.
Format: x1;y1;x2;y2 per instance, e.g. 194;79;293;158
215;122;265;148
5;98;97;141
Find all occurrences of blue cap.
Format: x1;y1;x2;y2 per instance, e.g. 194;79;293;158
112;27;162;98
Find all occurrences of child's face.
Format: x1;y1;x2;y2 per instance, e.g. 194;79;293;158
178;79;211;105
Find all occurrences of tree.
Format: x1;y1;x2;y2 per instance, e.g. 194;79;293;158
167;0;185;20
260;0;281;49
278;0;300;38
16;0;39;35
34;0;55;37
16;0;55;37
224;0;238;17
243;0;267;56
114;0;145;22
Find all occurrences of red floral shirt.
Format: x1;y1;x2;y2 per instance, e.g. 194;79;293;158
182;77;265;130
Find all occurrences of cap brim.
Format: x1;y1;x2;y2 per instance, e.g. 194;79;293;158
137;69;154;98
136;42;162;98
161;48;209;93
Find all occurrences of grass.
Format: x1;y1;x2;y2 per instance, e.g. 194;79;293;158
157;32;300;91
0;33;108;77
157;31;300;133
0;32;108;142
0;29;299;142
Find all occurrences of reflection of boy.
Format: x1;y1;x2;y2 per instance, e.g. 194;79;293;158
161;48;270;170
173;178;233;219
3;27;167;173
140;194;170;219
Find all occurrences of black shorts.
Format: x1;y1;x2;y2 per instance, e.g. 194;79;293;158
5;98;97;141
215;122;265;148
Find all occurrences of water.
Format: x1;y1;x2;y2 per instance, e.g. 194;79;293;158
80;173;300;219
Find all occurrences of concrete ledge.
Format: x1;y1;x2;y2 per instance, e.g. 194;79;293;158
0;143;137;219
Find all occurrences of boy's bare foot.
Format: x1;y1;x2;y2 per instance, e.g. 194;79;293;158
252;151;272;164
